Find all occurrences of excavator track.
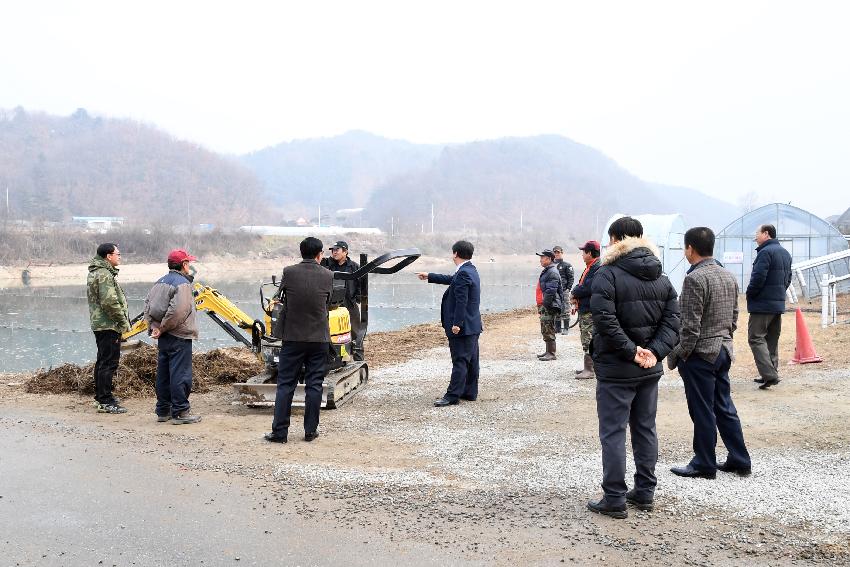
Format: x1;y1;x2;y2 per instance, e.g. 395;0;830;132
232;362;369;410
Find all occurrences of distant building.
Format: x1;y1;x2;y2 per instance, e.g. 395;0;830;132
72;216;125;232
239;225;382;236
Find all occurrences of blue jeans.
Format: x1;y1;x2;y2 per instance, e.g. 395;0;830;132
678;349;751;471
155;334;193;418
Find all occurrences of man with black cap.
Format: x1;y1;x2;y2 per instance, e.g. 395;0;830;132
535;249;564;361
552;246;575;335
571;240;601;379
321;240;364;361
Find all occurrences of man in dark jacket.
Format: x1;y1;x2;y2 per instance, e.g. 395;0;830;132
145;249;201;425
746;224;792;389
571;241;601;379
669;227;751;479
266;237;334;443
587;217;680;519
535;249;563;361
416;240;482;407
321;241;363;360
87;243;131;414
552;246;575;335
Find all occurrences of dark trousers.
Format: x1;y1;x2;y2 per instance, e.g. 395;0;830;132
271;341;328;437
678;349;751;471
93;330;121;404
155;333;193;418
748;312;782;382
446;334;480;401
596;377;659;504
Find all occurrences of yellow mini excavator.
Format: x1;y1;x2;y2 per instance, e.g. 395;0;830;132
122;248;420;409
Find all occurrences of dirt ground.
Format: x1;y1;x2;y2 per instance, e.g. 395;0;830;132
2;306;849;565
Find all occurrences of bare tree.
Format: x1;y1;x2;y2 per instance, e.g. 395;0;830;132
738;191;760;214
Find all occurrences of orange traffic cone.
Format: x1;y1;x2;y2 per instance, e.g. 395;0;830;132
789;307;823;364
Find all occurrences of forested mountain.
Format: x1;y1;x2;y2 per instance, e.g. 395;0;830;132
1;107;737;238
241;130;441;208
0;107;268;227
362;136;738;239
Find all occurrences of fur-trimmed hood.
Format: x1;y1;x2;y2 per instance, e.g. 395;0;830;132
601;237;663;281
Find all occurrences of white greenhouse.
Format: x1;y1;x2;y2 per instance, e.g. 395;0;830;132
714;203;849;298
600;213;688;293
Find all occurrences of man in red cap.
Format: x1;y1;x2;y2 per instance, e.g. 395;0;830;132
571;240;601;379
144;248;201;424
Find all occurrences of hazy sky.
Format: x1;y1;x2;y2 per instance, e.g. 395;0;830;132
2;1;848;216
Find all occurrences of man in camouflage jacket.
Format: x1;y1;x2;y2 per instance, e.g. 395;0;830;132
87;243;131;414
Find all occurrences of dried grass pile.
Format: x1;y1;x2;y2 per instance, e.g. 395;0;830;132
26;345;264;399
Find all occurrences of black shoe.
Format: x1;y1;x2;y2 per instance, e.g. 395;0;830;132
670;464;716;479
433;397;459;407
753;378;765;384
625;489;654;512
759;379;781;390
304;431;319;442
264;432;287;443
586;498;627;519
156;414;171;423
718;461;752;477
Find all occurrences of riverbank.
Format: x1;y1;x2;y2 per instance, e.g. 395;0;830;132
0;253;554;287
2;307;848;564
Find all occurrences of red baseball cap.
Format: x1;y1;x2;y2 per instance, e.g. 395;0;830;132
578;240;601;252
167;248;197;263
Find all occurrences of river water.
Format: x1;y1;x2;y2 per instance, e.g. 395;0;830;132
0;263;540;372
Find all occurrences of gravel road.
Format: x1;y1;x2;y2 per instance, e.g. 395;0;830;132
2;311;849;565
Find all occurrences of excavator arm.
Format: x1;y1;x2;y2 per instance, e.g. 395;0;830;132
122;282;266;360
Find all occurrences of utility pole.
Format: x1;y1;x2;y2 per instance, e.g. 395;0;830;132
390;216;394;236
430;203;434;234
520;209;524;233
318;204;321;227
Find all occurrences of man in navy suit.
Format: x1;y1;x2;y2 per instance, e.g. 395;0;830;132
417;240;483;407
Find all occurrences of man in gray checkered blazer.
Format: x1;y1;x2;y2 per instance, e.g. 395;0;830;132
668;227;751;479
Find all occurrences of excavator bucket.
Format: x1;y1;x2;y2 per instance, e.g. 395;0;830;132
232;362;369;409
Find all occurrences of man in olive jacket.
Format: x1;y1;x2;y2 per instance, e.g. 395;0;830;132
266;237;334;443
587;217;680;519
87;243;130;414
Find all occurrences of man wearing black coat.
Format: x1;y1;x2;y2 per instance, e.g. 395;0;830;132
552;246;575;335
746;224;792;390
587;217;680;519
417;240;483;407
321;241;364;361
265;237;334;444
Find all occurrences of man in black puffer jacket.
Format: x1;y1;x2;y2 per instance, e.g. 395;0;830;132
587;217;680;519
746;224;792;389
